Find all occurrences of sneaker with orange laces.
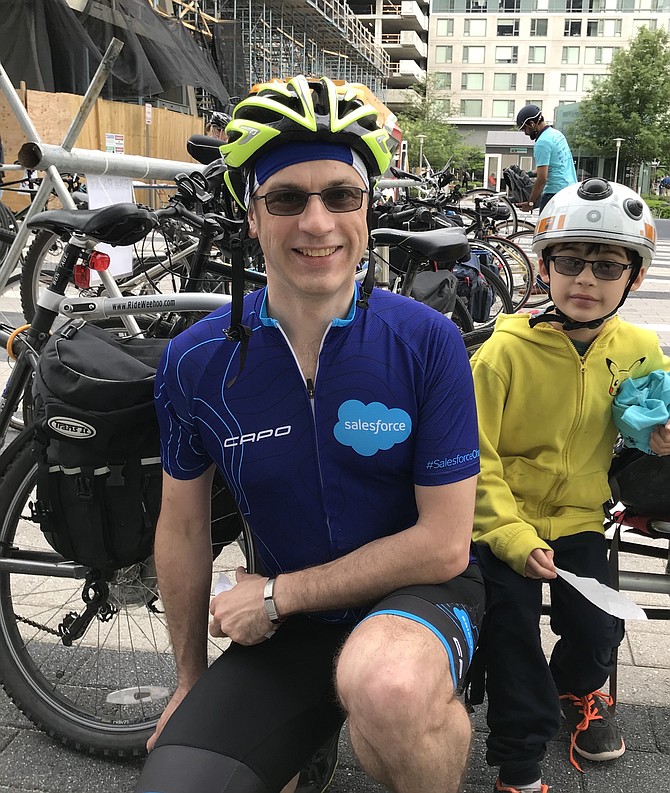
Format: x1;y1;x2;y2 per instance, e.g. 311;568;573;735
560;690;625;771
494;779;549;793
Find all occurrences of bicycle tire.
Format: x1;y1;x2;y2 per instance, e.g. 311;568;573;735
449;294;475;334
461;327;494;358
474;256;514;328
485;235;534;311
0;436;253;756
507;230;551;309
0;202;18;265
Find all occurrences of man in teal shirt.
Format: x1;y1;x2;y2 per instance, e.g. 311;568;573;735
515;105;577;213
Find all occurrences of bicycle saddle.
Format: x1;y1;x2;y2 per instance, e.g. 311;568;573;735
27;203;157;247
187;134;226;165
371;227;470;265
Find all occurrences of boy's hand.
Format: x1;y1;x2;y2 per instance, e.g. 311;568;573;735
524;548;556;580
649;419;670;456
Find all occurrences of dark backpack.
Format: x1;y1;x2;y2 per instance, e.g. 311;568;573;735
502;165;534;205
31;321;169;570
410;269;459;315
453;252;494;323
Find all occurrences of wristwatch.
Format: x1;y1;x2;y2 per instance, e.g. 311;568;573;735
263;578;283;625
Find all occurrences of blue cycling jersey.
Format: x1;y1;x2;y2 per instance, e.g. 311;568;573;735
155;286;480;620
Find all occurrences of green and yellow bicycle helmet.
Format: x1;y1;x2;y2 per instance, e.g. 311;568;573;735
220;74;393;209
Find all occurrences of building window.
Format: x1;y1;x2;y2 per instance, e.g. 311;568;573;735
566;0;583;9
499;0;521;9
435;45;454;63
528;46;546;63
492;100;516;118
432;0;455;11
561;46;580;63
530;18;548;35
464;18;487;35
584;45;620;63
495;45;518;63
587;18;622;35
463;45;486;63
460;99;483;116
461;73;485;89
497;18;519;35
436;18;454;36
434;72;452;90
583;73;606;90
564;19;582;36
493;73;517;90
526;73;545;90
466;0;488;11
633;18;658;30
560;73;579;91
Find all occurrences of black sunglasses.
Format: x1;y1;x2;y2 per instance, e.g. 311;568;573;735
548;255;634;282
252;186;368;216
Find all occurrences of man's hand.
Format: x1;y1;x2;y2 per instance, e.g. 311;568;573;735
524;548;556;580
209;567;277;645
516;201;534;212
649;419;670;456
147;683;191;752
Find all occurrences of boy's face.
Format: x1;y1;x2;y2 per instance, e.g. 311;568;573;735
539;241;645;329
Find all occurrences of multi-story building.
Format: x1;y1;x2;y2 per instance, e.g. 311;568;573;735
427;2;670;147
348;0;430;109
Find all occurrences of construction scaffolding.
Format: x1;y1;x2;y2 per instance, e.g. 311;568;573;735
152;0;389;98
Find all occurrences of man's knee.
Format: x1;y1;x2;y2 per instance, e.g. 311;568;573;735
336;615;454;723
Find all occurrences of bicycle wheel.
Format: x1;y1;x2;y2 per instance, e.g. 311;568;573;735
507;230;551;309
449;295;475;334
461;327;494;358
474;257;514;329
0;201;18;265
485;235;534;311
0;437;252;756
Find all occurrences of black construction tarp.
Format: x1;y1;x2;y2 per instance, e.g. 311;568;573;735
0;0;231;103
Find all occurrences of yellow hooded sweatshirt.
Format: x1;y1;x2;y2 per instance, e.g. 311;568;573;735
471;313;670;576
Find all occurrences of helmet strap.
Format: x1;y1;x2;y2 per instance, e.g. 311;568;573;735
356;183;376;310
225;222;253;386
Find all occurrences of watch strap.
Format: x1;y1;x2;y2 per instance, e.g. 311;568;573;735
263;578;283;624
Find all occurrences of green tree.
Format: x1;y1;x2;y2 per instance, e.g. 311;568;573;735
566;28;670;170
396;76;484;174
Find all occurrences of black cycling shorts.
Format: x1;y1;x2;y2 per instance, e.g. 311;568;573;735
134;564;483;793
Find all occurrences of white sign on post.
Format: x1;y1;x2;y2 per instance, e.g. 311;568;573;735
85;174;134;278
145;103;152;125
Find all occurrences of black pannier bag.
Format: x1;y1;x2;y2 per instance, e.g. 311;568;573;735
453;252;494;323
31;321;169;571
409;269;459;315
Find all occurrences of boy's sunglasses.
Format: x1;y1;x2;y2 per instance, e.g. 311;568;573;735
252;186;368;216
547;255;634;282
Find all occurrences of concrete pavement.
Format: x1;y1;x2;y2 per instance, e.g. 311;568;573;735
0;233;668;792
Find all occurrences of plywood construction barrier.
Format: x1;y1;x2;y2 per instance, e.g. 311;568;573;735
1;88;205;213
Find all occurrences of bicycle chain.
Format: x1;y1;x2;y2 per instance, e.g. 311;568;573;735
15;612;63;637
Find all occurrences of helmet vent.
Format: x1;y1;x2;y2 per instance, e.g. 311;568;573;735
624;198;644;220
577;177;613;201
587;210;602;223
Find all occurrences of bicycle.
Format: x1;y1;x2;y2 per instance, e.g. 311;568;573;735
0;202;254;757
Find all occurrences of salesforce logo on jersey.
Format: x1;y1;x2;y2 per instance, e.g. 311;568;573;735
334;400;412;457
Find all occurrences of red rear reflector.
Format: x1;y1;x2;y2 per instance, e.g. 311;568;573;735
74;264;91;289
89;251;111;271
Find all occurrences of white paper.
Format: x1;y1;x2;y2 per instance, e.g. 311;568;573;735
554;567;647;620
213;572;235;595
84;174;134;278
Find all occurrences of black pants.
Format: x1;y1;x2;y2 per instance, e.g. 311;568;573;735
476;533;624;786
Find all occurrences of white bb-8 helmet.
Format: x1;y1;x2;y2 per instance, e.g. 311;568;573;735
532;178;656;269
